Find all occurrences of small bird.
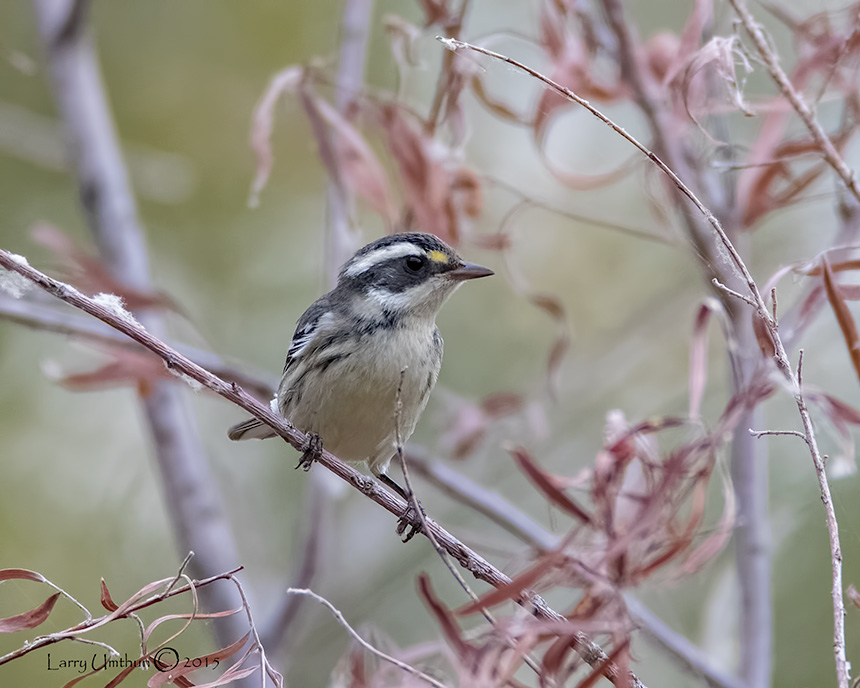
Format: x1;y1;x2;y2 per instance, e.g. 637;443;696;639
228;232;493;498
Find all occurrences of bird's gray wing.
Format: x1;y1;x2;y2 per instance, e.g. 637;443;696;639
283;295;334;373
228;295;333;441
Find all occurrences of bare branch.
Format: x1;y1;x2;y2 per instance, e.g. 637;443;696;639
437;36;782;364
407;450;744;688
0;249;648;688
712;278;759;308
749;429;809;444
0;294;278;399
30;0;248;657
286;588;447;688
438;36;849;688
729;0;860;206
0;564;243;667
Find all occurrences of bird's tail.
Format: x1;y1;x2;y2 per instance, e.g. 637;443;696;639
227;418;277;441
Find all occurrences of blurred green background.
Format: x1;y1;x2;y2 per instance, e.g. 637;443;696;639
2;0;860;686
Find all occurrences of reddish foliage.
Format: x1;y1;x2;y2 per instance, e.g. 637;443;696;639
100;578;119;612
0;592;60;633
0;568;46;583
821;257;860;384
31;223;177;311
298;82;397;223
456;551;563;615
54;344;175;396
148;632;253;687
417;574;472;661
511;446;593;524
377;104;461;245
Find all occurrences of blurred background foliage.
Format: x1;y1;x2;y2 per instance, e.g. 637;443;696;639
2;0;860;686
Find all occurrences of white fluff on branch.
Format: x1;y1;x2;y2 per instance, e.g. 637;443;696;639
0;253;34;298
92;292;142;328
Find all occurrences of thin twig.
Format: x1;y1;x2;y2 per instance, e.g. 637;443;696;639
437;36;781;361
409;448;745;688
67;637;120;657
0;565;243;666
712;278;759;308
438;35;848;688
406;447;559;552
748;429;808;444
165;551;195;595
392;378;550;678
796;345;849;687
30;0;248;659
394;371;484;608
286;588;448;688
729;0;860;206
0;250;647;688
230;574;284;688
259;480;325;653
0;294;278;399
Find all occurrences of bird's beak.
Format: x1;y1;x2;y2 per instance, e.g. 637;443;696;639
447;262;494;281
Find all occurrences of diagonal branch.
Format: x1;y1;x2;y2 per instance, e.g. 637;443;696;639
0;294;278;399
0;249;648;688
437;37;779;353
409;448;746;688
729;0;860;205
585;3;771;683
30;0;248;657
438;35;849;688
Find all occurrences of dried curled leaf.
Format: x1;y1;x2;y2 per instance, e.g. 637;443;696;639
0;568;46;583
456;551;561;615
100;578;119;612
417;574;471;659
299;85;396;223
680;469;736;575
377;104;459;244
248;65;303;207
511;446;593;524
148;631;252;687
0;592;60;633
822;257;860;384
31;223;176;311
672;35;754;136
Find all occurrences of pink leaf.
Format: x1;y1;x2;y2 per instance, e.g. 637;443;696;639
0;593;60;632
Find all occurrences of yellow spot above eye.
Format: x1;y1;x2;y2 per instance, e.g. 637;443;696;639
428;250;449;264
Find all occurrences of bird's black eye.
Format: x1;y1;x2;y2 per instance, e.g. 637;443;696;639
405;255;425;272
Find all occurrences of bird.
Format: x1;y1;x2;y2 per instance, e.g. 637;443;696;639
228;232;493;499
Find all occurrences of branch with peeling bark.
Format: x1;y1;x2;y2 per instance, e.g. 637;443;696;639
0;249;648;688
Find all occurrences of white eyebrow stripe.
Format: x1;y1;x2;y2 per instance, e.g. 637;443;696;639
343;243;423;277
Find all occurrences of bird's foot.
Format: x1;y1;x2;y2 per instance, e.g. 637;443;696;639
296;433;323;471
396;499;425;543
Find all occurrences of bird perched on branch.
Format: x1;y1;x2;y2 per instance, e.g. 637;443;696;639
228;232;493;499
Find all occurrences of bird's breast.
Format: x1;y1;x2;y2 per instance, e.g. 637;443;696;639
280;322;442;465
